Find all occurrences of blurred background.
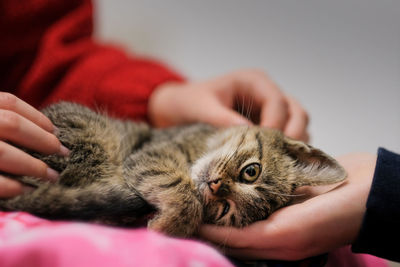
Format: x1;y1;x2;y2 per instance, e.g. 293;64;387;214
95;0;399;158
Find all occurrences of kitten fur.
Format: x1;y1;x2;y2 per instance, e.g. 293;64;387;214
0;102;346;237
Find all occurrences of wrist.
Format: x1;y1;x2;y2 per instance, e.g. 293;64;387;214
336;153;376;243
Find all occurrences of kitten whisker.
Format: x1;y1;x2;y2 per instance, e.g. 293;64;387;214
234;93;241;117
241;93;245;118
223;127;249;166
245;96;254;121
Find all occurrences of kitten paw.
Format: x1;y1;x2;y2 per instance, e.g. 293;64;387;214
148;214;200;238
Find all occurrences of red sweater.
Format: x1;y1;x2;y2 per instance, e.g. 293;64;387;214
0;0;183;121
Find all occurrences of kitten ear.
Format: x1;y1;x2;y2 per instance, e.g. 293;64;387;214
283;137;347;186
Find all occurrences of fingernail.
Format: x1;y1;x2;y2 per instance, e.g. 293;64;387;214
22;185;35;194
53;126;60;135
58;144;70;157
46;168;60;181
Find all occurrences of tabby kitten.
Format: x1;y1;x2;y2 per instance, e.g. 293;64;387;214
0;102;346;237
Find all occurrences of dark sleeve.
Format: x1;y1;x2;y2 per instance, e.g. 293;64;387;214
0;0;184;122
352;147;400;262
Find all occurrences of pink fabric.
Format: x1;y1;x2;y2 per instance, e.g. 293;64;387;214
0;212;233;267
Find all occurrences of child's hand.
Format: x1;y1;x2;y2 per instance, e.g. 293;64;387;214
199;153;376;261
148;69;309;142
0;93;68;198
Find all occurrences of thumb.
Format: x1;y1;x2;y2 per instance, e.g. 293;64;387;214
201;103;253;127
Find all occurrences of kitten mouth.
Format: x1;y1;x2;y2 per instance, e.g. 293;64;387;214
216;200;230;221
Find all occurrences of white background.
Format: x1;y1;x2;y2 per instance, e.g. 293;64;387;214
95;0;399;157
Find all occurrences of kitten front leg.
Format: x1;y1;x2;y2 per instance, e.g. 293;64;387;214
147;185;203;237
126;150;203;237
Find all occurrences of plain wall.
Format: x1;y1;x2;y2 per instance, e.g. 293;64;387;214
95;0;400;157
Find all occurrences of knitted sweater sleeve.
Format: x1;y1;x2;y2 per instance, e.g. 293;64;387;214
0;0;184;121
352;148;400;262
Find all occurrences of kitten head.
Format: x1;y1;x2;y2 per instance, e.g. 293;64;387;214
191;126;346;227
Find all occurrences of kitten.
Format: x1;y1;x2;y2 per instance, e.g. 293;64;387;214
0;102;346;237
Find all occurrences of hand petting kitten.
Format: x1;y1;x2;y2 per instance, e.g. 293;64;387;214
149;69;309;142
0;93;69;198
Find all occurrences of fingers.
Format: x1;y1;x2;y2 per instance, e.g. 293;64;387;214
231;71;289;130
224;70;309;141
283;96;310;142
199;202;320;261
0;175;23;198
0;110;64;155
0;141;59;181
0;92;54;132
200;225;252;249
0;92;64;155
200;224;298;260
201;99;253;127
200;219;276;249
260;95;289;130
226;70;292;131
0;93;66;198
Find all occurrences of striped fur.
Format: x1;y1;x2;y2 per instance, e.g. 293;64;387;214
0;102;346;237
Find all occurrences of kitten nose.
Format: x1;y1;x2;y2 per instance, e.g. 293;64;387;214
208;179;222;194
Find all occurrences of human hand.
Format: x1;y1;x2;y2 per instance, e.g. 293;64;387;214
199;153;377;260
0;93;69;198
148;70;309;141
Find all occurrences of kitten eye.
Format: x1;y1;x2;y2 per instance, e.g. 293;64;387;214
239;163;261;183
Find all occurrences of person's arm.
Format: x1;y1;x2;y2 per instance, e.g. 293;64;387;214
1;0;183;121
352;148;400;262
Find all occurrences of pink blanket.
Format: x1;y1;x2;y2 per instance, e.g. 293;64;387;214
0;211;387;267
0;212;233;267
